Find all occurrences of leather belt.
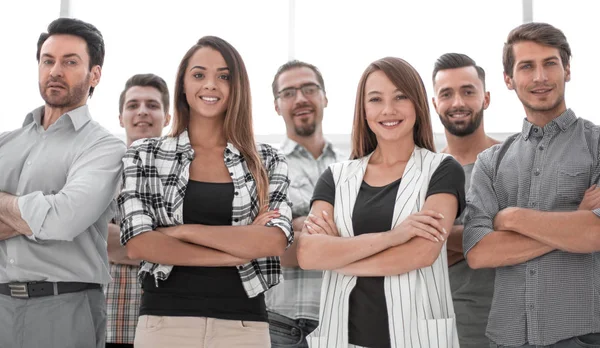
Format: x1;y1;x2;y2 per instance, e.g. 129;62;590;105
0;281;101;299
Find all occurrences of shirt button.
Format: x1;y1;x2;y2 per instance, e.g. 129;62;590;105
529;202;536;207
530;269;536;275
234;218;239;222
234;191;239;196
533;128;538;133
9;259;14;264
16;192;21;196
538;145;544;150
533;168;541;176
42;135;47;139
229;172;233;176
528;304;535;310
27;161;32;165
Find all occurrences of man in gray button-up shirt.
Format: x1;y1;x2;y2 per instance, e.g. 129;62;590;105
0;18;125;348
464;23;600;348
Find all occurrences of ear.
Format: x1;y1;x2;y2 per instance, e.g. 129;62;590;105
431;96;438;114
90;65;102;87
324;95;329;108
503;72;514;90
565;64;571;82
163;113;172;128
274;99;281;115
483;91;491;110
118;114;124;128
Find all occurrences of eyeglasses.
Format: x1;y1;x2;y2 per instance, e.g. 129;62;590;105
276;83;322;100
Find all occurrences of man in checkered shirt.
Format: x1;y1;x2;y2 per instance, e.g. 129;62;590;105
464;22;600;347
105;74;171;348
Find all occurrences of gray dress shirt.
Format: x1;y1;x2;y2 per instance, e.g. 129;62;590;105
464;109;600;346
265;138;344;321
0;105;126;285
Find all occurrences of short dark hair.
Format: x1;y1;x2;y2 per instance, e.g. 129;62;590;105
272;60;326;98
503;22;571;78
432;53;486;89
118;74;170;114
37;18;105;97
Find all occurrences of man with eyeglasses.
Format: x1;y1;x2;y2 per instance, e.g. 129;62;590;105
265;61;343;348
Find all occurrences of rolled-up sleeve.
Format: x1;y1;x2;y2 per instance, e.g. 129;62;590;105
263;148;293;248
463;149;500;255
18;136;126;242
117;146;157;245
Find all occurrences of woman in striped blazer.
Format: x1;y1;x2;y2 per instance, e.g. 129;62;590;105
297;57;465;348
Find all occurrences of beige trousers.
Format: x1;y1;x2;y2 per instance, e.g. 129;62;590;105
134;315;270;348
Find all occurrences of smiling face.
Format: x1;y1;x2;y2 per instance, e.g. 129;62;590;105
184;46;230;120
504;40;570;120
274;66;328;137
364;70;416;144
433;66;489;137
38;34;100;110
119;86;170;146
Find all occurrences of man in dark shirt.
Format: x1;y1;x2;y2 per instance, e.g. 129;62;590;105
432;52;500;348
464;22;600;347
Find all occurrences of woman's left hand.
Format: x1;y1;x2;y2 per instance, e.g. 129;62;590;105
305;211;339;236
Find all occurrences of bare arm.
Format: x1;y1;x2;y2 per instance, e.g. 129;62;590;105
0;192;32;236
495;207;600;254
466;230;554;269
280;231;301;267
159;224;288;259
107;223;140;266
126;230;250;266
446;225;464;266
334;193;456;276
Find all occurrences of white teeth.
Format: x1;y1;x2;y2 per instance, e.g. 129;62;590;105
449;113;469;118
381;121;400;126
201;97;218;102
295;110;312;116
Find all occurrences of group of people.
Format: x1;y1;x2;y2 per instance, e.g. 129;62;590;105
0;15;598;348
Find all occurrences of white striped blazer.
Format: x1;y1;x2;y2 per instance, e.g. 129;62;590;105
307;147;459;348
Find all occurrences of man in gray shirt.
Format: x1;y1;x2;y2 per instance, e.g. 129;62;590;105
0;18;125;348
464;22;600;347
266;60;343;348
432;53;500;348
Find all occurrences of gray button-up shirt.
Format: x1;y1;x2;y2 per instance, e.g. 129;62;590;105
0;105;126;285
464;109;600;346
265;138;344;321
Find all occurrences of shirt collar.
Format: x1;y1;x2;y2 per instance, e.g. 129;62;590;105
23;105;92;131
280;137;335;157
521;108;577;140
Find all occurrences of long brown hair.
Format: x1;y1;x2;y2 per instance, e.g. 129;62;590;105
171;36;269;208
350;57;435;159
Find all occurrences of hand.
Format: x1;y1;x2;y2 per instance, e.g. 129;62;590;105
252;207;280;226
389;210;446;245
579;185;600;211
304;211;339;236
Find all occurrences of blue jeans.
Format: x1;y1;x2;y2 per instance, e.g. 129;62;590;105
490;333;600;348
268;311;318;348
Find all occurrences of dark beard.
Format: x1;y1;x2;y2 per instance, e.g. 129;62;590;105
439;107;484;137
294;122;316;137
40;75;90;109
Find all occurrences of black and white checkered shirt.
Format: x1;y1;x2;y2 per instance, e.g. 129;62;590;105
117;130;293;298
464;109;600;346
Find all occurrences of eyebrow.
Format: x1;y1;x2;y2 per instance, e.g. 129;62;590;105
366;88;402;96
189;65;230;72
518;56;560;65
125;98;161;104
40;53;83;60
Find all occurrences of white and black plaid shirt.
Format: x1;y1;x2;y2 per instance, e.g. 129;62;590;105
464;109;600;346
117;130;293;298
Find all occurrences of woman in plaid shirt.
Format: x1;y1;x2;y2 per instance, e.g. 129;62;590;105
117;36;293;348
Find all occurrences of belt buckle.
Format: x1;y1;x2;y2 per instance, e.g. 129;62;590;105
8;283;29;298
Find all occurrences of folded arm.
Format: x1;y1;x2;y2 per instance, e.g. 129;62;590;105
334;193;456;277
107;223;140;266
0;219;19;241
10;137;125;241
0;192;31;236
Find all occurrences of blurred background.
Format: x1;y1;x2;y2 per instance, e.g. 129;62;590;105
1;0;596;150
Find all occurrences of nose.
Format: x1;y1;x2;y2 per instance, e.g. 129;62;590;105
451;94;466;108
203;75;217;90
533;65;548;82
293;89;309;104
137;103;149;115
49;62;63;77
382;99;396;115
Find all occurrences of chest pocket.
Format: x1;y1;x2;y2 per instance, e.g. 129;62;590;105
557;165;590;206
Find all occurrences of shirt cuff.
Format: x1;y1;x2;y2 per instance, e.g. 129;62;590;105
18;191;51;241
592;208;600;218
266;217;293;248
